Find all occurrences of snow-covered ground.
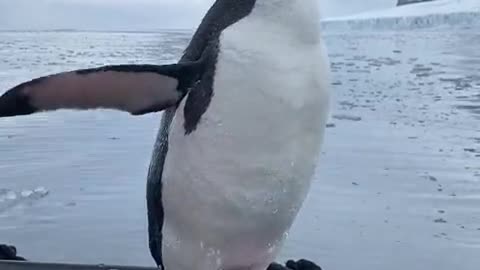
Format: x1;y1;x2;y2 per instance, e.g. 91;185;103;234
323;0;480;30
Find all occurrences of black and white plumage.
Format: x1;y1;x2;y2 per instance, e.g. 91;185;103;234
148;1;331;270
0;1;331;270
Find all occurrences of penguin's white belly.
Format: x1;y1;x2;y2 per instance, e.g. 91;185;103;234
161;19;330;270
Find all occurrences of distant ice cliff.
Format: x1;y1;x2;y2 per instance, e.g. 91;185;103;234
323;0;480;30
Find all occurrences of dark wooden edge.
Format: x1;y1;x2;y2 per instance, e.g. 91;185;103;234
0;260;158;270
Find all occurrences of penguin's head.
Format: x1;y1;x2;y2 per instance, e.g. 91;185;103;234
250;0;321;22
251;0;319;11
248;0;322;42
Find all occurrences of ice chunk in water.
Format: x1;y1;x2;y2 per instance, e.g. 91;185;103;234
34;187;49;196
0;187;49;213
21;190;34;197
5;191;16;200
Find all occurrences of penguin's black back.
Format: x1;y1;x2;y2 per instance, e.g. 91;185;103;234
145;0;257;267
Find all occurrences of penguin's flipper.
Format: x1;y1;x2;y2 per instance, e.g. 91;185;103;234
0;63;200;118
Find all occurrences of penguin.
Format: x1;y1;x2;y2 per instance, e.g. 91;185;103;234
0;1;331;270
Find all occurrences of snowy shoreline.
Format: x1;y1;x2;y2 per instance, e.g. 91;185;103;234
322;11;480;31
322;0;480;30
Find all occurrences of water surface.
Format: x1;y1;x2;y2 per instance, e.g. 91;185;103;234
0;28;479;269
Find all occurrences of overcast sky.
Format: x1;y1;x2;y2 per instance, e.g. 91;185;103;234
0;0;397;31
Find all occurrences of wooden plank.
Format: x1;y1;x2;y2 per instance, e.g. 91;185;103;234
0;260;158;270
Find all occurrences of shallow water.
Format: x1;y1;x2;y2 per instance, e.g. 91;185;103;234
0;28;479;270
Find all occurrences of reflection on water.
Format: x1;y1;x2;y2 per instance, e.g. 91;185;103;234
0;28;479;270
